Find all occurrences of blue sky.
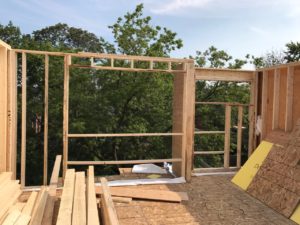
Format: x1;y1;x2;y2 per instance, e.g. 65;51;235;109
1;0;300;66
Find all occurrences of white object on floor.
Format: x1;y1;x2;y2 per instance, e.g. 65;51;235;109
95;177;186;187
132;164;167;174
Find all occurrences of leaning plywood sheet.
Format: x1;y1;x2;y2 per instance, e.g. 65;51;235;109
247;121;300;219
231;141;273;190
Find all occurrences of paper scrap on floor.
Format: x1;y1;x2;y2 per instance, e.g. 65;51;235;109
132;164;167;174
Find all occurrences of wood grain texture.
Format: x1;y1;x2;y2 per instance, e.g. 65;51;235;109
247;121;300;218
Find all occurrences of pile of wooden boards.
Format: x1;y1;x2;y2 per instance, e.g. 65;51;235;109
56;166;100;225
0;155;62;225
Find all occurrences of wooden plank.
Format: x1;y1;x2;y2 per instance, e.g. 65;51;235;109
30;187;48;225
0;46;8;172
14;49;193;63
195;68;254;82
87;166;100;225
56;169;75;225
2;209;21;225
0;182;21;220
0;172;12;184
111;197;132;203
68;158;181;165
63;55;71;177
193;167;238;173
43;55;49;185
285;66;294;131
7;50;17;178
72;172;86;225
0;40;12;49
172;64;186;177
237;106;243;168
68;133;183;138
0;190;21;223
196;101;251;107
184;62;195;181
96;186;188;202
194;151;224;155
21;52;27;187
100;178;120;225
224;105;231;168
41;155;62;225
194;131;225;134
272;69;280;130
22;192;38;215
261;70;268;140
248;72;258;156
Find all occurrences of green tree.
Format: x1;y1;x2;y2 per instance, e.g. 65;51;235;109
285;41;300;62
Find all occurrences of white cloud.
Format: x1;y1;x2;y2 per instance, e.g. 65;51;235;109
249;26;270;36
151;0;214;14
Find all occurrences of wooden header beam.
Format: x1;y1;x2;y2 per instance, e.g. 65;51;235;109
195;68;255;82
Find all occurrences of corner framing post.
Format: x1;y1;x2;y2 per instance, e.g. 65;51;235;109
224;104;231;168
172;64;186;178
0;41;9;173
21;52;27;187
285;66;294;132
184;62;195;182
43;55;49;185
63;55;71;177
7;50;17;178
261;70;268;141
248;72;257;157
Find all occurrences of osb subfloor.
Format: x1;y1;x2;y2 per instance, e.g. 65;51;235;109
114;175;297;225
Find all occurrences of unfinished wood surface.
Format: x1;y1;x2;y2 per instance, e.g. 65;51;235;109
195;68;254;82
72;172;86;225
237;106;243;168
172;64;186;177
194;131;225;134
96;186;188;202
266;71;275;136
68;158;181;165
278;68;287;130
248;72;257;156
194;151;224;155
196;101;252;107
63;55;71;177
292;67;300;127
185;62;195;181
100;177;120;225
21;52;27;187
56;169;75;225
285;66;294;131
14;192;38;225
30;187;48;225
111;197;132;203
68;132;183;138
224;105;231;168
247;122;300;218
6;50;17;178
41;155;62;225
43;55;49;185
261;70;269;140
0;46;8;172
2;209;21;225
87;166;100;225
272;69;280;130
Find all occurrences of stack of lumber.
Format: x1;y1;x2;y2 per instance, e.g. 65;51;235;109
0;155;62;225
56;166;100;225
0;172;22;224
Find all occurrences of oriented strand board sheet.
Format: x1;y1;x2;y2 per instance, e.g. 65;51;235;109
291;204;300;224
231;141;273;190
247;122;300;218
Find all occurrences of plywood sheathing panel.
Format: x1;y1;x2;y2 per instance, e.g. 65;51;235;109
247;121;300;218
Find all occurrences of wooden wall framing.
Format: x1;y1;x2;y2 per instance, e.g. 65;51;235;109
0;40;17;178
2;38;300;185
